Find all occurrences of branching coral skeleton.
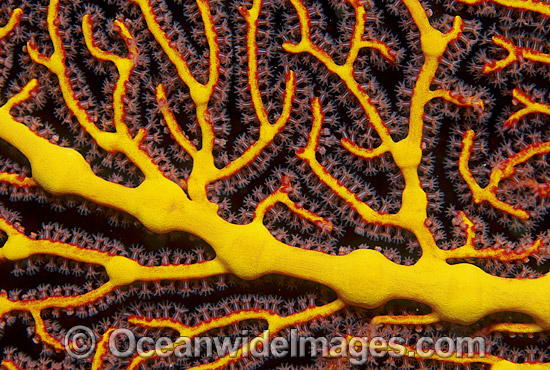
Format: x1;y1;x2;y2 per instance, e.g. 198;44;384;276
0;0;549;369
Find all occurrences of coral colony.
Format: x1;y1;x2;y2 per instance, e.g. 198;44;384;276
0;0;550;368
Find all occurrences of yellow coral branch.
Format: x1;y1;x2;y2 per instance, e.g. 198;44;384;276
26;0;115;150
402;0;464;144
0;217;227;288
31;310;65;352
341;138;389;160
91;329;116;370
0;172;36;188
371;312;440;326
0;282;116;318
483;35;550;74
26;0;164;180
339;330;549;370
458;130;531;220
253;177;332;231
0;8;22;41
282;0;395;144
82;15;135;136
128;0;220;200
481;322;545;335
0;211;228;354
212;0;296;181
128;0;225;204
296;98;397;227
121;299;346;370
128;0;219;105
287;0;471;260
2;78;39;112
0;360;22;370
182;0;297;205
155;84;198;158
445;211;544;261
430;89;485;113
0;79;194;233
505;88;550;128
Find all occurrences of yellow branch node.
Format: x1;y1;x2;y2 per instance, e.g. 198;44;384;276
458;130;530;219
254;178;332;231
283;0;393;143
205;0;297;184
296;98;396;228
83;15;135;135
25;0;165;182
483;35;550;74
129;0;219;105
445;211;544;261
26;0;112;148
505;88;550;128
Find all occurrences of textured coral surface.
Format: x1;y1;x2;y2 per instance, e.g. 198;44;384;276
0;0;549;369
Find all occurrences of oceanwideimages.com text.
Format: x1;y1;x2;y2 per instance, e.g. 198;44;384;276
65;326;486;364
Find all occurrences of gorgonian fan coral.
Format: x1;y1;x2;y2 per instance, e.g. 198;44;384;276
0;0;549;369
